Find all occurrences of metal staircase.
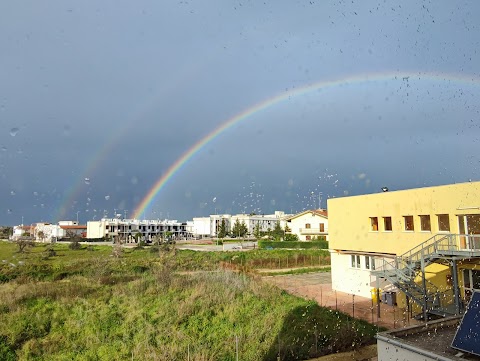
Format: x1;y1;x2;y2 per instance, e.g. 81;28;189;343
373;234;480;319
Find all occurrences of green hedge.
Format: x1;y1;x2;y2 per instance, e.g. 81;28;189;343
258;240;328;249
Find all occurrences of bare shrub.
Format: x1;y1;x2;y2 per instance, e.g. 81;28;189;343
16;239;35;253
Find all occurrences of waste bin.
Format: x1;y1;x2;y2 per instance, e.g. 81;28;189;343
371;288;380;303
383;291;397;306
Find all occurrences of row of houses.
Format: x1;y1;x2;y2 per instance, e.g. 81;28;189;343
11;209;330;244
85;210;329;243
12;221;86;242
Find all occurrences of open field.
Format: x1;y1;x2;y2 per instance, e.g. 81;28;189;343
0;241;380;360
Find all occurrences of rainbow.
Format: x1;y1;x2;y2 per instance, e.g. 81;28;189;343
54;60;204;222
131;70;480;219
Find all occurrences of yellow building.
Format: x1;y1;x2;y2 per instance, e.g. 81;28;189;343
328;181;480;319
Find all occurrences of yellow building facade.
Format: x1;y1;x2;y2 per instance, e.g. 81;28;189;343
328;181;480;317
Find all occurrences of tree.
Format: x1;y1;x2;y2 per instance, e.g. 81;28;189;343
272;221;285;241
253;223;262;240
16;239;35;253
134;232;143;245
284;234;299;242
232;219;248;238
66;230;76;238
37;231;45;242
284;224;291;233
218;219;228;239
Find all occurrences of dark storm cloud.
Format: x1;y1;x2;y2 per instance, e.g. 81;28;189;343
1;0;480;224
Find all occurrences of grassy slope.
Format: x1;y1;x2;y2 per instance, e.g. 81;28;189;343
0;241;379;361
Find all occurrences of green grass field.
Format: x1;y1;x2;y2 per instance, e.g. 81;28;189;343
0;241;380;360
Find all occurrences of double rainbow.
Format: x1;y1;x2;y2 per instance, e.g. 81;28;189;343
131;71;480;219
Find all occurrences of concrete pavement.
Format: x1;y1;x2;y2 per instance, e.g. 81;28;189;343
263;271;422;330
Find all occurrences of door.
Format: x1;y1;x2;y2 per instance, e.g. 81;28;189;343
458;215;480;250
463;269;480;303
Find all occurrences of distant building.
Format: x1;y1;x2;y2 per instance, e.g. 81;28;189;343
285;209;328;241
12;225;34;240
189;211;291;238
86;218;188;242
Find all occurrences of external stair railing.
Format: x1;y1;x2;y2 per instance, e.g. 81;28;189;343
373;234;480;319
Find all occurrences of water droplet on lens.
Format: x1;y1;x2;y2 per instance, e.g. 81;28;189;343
10;190;15;196
10;128;19;137
84;177;90;185
105;195;110;200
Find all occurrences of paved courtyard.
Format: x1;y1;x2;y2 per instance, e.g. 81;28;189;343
262;271;422;330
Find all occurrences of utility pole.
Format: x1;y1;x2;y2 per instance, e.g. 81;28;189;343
76;211;80;224
124;210;128;243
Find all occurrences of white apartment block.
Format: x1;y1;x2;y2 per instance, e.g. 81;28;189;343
190;211;290;238
87;218;188;242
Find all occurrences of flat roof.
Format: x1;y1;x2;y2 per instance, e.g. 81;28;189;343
377;316;480;360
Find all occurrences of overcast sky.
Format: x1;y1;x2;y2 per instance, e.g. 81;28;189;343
1;1;480;225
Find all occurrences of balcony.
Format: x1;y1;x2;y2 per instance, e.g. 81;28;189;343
299;228;326;235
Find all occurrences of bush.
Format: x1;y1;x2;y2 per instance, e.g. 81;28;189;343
42;245;57;259
258;240;328;249
284;234;299;242
16;239;35;253
69;240;82;250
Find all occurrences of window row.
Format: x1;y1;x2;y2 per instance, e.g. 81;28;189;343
369;214;450;232
351;254;376;270
304;223;325;231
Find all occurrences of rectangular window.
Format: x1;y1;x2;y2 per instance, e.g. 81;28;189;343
351;255;361;268
419;215;431;231
404;216;414;231
364;256;376;270
319;223;325;232
383;217;392;231
305;223;311;229
437;214;450;232
370;217;378;231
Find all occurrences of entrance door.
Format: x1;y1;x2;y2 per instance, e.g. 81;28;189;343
463;269;480;303
458;215;480;250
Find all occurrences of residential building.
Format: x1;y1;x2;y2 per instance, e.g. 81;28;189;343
12;225;34;240
230;211;289;236
190;211;291;238
328;181;480;319
285;209;328;241
86;218;188;242
191;217;213;238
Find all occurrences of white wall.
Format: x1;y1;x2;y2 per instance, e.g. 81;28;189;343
87;220;107;239
288;212;328;241
192;217;211;237
330;252;392;298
